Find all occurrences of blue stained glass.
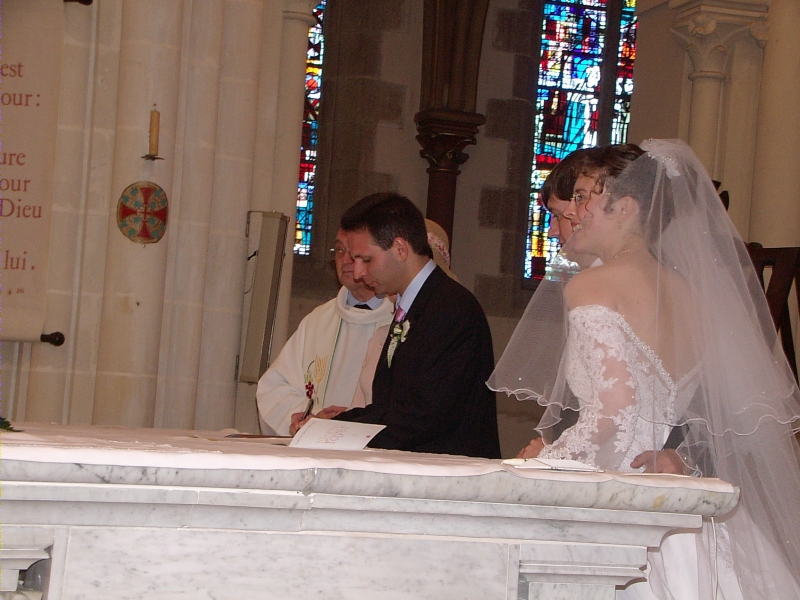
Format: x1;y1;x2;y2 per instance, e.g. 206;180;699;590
294;1;326;255
525;0;637;279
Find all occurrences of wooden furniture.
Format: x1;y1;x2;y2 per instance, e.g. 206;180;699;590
745;243;800;380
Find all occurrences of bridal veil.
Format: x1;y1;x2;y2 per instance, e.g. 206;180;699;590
489;139;800;598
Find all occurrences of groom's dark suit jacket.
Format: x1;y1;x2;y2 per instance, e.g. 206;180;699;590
335;266;501;459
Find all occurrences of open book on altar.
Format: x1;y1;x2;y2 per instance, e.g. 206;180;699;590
502;457;602;472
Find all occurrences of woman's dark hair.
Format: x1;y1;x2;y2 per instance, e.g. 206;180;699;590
578;144;645;191
597;145;675;236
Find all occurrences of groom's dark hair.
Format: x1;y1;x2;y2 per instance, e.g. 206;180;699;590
341;193;433;258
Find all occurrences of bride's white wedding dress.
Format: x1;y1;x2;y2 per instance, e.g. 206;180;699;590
489;140;800;600
538;305;692;470
539;305;745;600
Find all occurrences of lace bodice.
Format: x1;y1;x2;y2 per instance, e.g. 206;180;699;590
539;305;696;471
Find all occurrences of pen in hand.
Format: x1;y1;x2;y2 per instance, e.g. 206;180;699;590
300;396;314;421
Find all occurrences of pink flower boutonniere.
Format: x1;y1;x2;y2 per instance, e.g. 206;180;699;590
387;319;410;367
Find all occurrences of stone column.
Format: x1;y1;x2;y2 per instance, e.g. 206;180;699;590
670;1;766;175
266;0;317;356
194;0;269;430
250;0;286;213
93;1;184;427
153;0;225;430
66;1;125;425
750;0;800;246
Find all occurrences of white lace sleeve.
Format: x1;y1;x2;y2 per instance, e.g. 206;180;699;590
538;306;641;469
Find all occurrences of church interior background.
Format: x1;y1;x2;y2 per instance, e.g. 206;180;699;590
3;0;797;458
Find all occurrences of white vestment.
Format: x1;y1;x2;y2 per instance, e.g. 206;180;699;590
256;287;393;435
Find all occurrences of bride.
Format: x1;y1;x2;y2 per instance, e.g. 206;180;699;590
489;140;800;599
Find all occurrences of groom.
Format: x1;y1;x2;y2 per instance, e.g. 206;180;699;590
295;192;501;459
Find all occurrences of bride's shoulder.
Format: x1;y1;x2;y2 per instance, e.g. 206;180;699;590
564;263;623;311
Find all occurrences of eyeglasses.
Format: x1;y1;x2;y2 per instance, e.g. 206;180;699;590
570;188;605;207
329;247;347;258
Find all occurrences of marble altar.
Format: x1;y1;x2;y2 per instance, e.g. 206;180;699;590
0;424;739;600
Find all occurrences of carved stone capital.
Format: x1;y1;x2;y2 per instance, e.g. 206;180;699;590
670;0;768;75
669;0;769;16
749;18;769;48
414;109;486;172
670;1;769;68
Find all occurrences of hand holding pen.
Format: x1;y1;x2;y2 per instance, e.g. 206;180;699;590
290;397;315;435
290;402;349;435
301;396;314;421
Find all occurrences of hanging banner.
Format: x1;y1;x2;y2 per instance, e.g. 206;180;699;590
1;0;64;341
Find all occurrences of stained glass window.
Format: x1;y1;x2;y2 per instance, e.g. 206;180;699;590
295;1;326;255
525;0;637;279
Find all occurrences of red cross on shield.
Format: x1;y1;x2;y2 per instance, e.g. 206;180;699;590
117;181;169;244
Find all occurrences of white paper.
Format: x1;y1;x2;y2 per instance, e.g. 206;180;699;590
289;419;386;451
502;458;602;472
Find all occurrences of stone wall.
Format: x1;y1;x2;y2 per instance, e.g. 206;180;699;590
289;0;408;333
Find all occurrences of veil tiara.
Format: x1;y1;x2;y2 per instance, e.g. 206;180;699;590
641;139;684;179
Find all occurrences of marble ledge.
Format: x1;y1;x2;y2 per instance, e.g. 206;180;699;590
0;423;739;518
1;459;738;518
0;480;700;546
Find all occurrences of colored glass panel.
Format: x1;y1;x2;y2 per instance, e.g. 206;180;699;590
612;0;637;145
295;1;326;255
525;0;637;279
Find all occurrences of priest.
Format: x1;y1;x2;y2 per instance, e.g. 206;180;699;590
256;228;394;435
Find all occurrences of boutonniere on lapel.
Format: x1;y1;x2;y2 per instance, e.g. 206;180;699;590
387;318;410;367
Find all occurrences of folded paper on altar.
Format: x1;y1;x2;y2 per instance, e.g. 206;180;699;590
289;419;386;450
